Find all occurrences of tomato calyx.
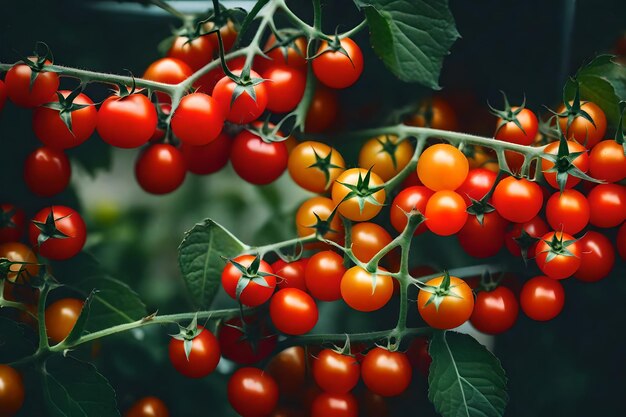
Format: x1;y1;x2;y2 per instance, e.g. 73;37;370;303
222;318;275;356
170;315;203;360
308;146;344;189
513;229;540;264
248;118;287;143
553;81;596;133
475;270;502;292
538;233;579;263
311;34;355;65
421;270;463;310
18;42;59;87
41;85;91;134
0;207;19;230
31;209;71;247
375;135;402;169
337;169;385;214
489;91;529;136
542;134;600;191
225;255;276;302
263;29;307;61
306;207;341;238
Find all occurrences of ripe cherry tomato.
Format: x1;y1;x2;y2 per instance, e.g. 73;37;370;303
312;38;363;89
45;298;83;343
358;135;414;182
0;242;39;283
125;396;170;417
520;276;564;321
221;255;276;307
390;186;433;235
574;231;615;282
340;266;393;312
312;349;360;394
617;223;626;260
135;144;186;194
535;231;581;279
311;392;358;417
305;251;346;301
0;80;6;112
270;288;318;335
30;205;86;260
557;101;607;148
228;367;279;417
351;222;392;263
205;20;238;53
96;94;157;148
305;87;339;133
23;146;71;197
495;107;538;145
504;215;550;258
0;365;24;416
361;348;412;397
0;204;25;243
218;317;277;365
331;168;386;222
230;130;288;185
169;325;220;378
143;57;192;103
492;176;543;223
32;90;97;149
272;258;308;291
262;65;306;113
288;141;345;193
417;275;474;329
263;34;307;69
587;184;626;228
167;35;213;71
171;93;224;145
457;211;508;258
589;139;626;183
265;347;306;396
470;287;519;334
417;144;469;191
213;69;268;124
424;190;468;236
295;197;343;241
456;168;498;205
406;97;458;131
180;132;231;175
545;189;590;235
541;140;589;189
194;56;246;94
5;59;59;107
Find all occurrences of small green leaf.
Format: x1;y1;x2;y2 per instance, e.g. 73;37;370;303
62;291;94;345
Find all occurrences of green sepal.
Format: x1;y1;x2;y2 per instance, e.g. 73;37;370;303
32;209;71;247
308;147;343;189
170;314;202;361
489;91;528;136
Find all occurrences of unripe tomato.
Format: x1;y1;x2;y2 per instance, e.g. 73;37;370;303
0;365;25;416
520;276;564;321
424;190;467;236
417;275;474;329
470;287;519;334
417;144;469;191
269;288;318;335
331;168;386;222
340;266;393;312
492;176;543;223
557;101;606;149
288;141;345;193
171;93;224;145
30;205;86;260
45;298;84;343
313;38;363;89
96;94;157;149
228;367;279;417
135;144;186;195
5;59;59;107
358;135;414;182
0;242;39;283
361;348;412;397
213;69;268;124
169;325;220;378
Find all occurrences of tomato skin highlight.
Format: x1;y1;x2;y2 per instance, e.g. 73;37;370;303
45;298;84;343
288;141;345;193
230;130;288;185
470;287;519;334
311;392;358;417
313;38;364;89
96;94;157;149
361;348;412;397
573;231;615;282
305;251;346;301
520;276;564;321
213;69;268;124
5;60;59;107
541;140;589;189
417;144;469;191
262;65;306;113
228;367;279;417
221;255;276;307
587;184;626;228
589;139;626;183
135;144;186;195
125;396;170;417
424;190;468;236
29;205;86;260
23;146;71;197
269;288;318;335
0;365;25;417
312;349;360;394
340;266;394;312
545;189;590;235
417;275;474;329
169;325;220;378
180;132;232;175
492;176;543;223
171;93;224;145
557;101;607;149
534;231;581;280
390;186;433;235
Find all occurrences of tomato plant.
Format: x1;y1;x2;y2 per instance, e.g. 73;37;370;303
29;205;86;260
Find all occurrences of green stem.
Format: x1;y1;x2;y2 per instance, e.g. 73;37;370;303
281;326;433;348
252;234;318;257
312;0;322;31
339;20;368;39
37;282;51;351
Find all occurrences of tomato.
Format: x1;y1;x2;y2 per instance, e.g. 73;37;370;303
456;168;498;205
541;140;589;189
272;258;308;291
0;204;25;243
361;348;412;397
0;365;24;417
143;57;192;103
331;168;386;222
96;94;157;148
194;56;246;94
213;69;268;124
262;65;306;113
125;396;170;417
358;135;414;182
167;35;213;71
270;288;318;335
504;215;549;258
312;349;360;394
288;141;345;193
221;255;276;307
5;59;59;107
312;38;363;89
295;197;343;241
30;206;86;260
305;87;339;133
0;242;39;283
417;275;474;329
587;184;626;228
574;231;616;282
406;338;431;377
390;186;433;235
305;251;346;301
0;79;6;112
557;101;607;149
495;107;538;145
350;222;392;263
589;139;626;182
230;130;288;184
45;298;83;343
311;392;358;417
520;276;564;321
470;287;519;334
171;93;224;145
424;190;468;236
228;367;279;417
340;266;393;312
135;144;186;194
263;34;307;69
417;144;468;191
617;223;626;260
169;325;220;378
180;132;231;175
545;189;590;235
32;90;97;149
492;176;543;223
406;97;458;131
23;146;71;197
457;211;508;258
534;231;581;279
265;347;306;396
218;317;277;365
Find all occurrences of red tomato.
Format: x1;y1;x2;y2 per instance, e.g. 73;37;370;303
125;396;170;417
417;144;469;191
0;204;25;243
96;94;157;148
587;184;626;228
213;69;268;124
495;107;538;145
311;392;358;417
135;144;186;194
541;140;589;189
262;34;308;69
305;251;346;301
262;65;306;113
180;132;231;175
457;211;508;258
417;275;474;329
270;288;318;335
520;276;564;321
390;186;433;235
456;168;498;205
574;231;615;282
45;298;84;343
534;231;581;279
265;347;307;396
504;215;550;258
143;57;192;103
221;255;276;307
23;147;71;197
30;205;86;260
470;287;519;334
340;266;393;312
361;348;412;397
167;35;213;71
228;367;279;417
557;101;607;149
272;258;308;291
205;20;238;53
617;223;626;260
312;38;363;89
171;92;224;145
406;338;432;377
305;88;339;133
492;176;543;223
545;189;590;235
5;59;59;107
312;349;360;394
350;222;392;263
169;325;220;378
0;365;24;417
424;190;468;236
32;90;97;149
230;130;288;184
218;317;277;365
589;140;626;183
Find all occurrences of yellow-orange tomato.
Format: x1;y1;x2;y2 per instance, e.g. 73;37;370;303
358;135;414;182
417;276;474;329
350;222;392;263
406;97;458;131
0;242;39;283
295;197;343;241
417;144;468;191
331;169;386;222
45;298;83;343
341;266;393;312
557;101;607;149
288;141;345;193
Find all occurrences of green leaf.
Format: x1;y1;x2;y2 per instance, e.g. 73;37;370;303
178;219;247;308
0;317;36;362
354;0;459;89
62;291;94;345
43;356;120;417
428;331;508;417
